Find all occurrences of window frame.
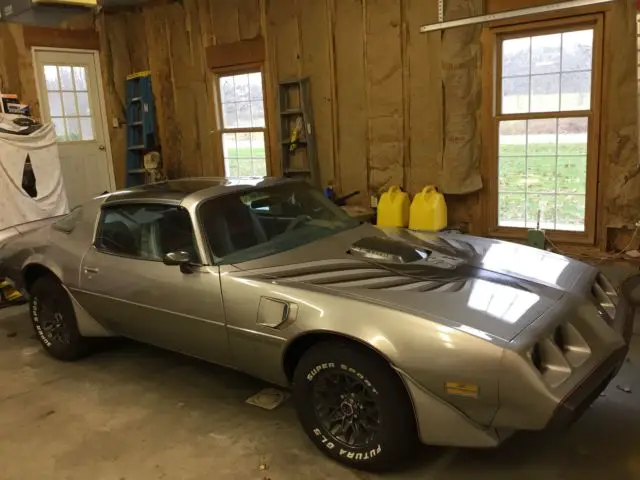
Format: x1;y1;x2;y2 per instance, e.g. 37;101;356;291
93;202;201;264
484;14;604;244
213;64;270;178
41;63;95;143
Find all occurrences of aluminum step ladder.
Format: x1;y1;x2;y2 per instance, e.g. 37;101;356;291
278;78;320;187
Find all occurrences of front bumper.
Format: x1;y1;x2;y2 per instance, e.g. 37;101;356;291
547;344;627;428
548;274;638;428
405;275;638;448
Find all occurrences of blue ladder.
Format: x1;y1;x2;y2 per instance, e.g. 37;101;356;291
125;71;157;187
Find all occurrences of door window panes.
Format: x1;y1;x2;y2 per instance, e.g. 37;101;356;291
43;64;94;142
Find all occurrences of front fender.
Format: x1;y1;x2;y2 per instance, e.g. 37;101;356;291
222;269;503;426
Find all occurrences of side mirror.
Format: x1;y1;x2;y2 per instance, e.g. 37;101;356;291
163;250;191;266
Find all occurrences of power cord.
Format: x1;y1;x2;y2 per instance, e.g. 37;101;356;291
544;224;640;264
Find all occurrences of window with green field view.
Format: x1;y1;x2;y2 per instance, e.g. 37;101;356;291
218;72;267;177
497;27;595;232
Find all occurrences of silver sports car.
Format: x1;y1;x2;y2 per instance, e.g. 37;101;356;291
0;177;637;471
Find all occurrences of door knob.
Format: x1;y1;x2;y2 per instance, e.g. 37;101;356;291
98;145;106;150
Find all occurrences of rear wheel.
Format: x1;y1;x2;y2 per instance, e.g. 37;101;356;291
29;275;92;361
292;341;418;471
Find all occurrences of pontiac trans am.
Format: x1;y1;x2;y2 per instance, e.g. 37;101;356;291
0;177;637;471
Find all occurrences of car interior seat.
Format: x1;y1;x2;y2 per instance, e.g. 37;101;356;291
100;221;139;256
204;198;268;258
156;210;198;260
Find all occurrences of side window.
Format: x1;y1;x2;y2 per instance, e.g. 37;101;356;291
95;204;199;262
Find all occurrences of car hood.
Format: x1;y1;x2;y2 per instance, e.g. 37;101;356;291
234;225;599;342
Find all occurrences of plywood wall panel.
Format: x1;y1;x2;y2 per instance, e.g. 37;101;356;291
260;0;281;176
165;3;202;177
405;0;442;194
185;0;218;176
99;0;638;246
266;0;301;80
298;0;335;186
211;0;241;44
98;13;131;188
0;25;31;110
143;6;181;179
102;14;132;116
238;0;262;40
196;0;216;47
333;0;368;202
0;23;50;120
126;14;151;73
365;0;404;193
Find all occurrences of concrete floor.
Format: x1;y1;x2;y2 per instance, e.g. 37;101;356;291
1;293;639;479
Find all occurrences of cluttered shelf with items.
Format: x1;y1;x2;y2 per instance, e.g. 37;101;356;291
1;94;31;117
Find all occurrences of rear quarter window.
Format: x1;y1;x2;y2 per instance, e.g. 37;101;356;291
52;207;83;233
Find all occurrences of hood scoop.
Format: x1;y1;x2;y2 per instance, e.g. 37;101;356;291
347;236;429;263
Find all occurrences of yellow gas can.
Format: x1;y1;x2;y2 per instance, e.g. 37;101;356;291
376;186;410;228
409;185;447;231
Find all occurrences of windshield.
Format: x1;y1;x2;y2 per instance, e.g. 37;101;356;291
198;181;360;264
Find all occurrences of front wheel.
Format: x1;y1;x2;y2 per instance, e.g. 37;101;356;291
292;341;418;471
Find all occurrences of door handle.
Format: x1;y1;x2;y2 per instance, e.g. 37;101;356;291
84;267;99;274
98;145;106;151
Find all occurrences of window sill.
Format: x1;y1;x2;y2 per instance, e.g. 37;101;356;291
488;226;594;245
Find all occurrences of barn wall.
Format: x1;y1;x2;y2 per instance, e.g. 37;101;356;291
88;0;640;244
0;14;95;120
100;0;485;222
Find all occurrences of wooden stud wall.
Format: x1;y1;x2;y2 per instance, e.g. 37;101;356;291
0;14;94;121
97;0;490;229
0;0;637;245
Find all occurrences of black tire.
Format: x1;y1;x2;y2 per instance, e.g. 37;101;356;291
292;341;418;471
29;275;92;361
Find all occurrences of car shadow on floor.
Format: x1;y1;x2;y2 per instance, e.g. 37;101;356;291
84;335;640;480
2;305;639;479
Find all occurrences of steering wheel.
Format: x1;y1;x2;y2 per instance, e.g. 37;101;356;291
285;214;312;233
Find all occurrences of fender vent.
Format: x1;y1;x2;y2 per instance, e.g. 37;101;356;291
592;273;617;323
529;322;591;387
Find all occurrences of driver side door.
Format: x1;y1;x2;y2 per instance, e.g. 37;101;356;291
75;202;230;366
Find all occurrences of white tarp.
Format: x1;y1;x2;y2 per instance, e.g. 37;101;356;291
0;118;69;230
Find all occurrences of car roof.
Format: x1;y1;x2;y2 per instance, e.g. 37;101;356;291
102;177;298;206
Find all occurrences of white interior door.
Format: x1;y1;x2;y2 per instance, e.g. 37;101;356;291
33;49;115;208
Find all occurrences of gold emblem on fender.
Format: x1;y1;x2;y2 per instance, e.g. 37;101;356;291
445;382;479;399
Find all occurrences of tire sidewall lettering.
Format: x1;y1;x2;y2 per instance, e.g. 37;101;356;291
312;427;382;460
306;362;336;381
31;296;53;347
306;362;378;396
